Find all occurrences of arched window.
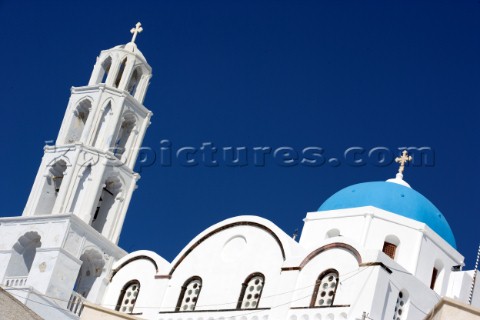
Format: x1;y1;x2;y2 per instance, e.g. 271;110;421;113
92;176;122;234
383;235;400;260
4;232;41;286
393;290;408;319
112;114;136;160
176;276;202;312
237;273;265;309
116;280;140;313
114;57;127;88
126;67;142;97
66;99;91;143
99;56;112;84
310;269;339;307
36;160;67;215
73;249;105;298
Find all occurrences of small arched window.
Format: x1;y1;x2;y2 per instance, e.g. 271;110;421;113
383;242;397;259
112;114;136;160
176;276;202;312
310;269;339;307
114;57;127;88
92;176;122;234
116;280;140;313
36;160;68;215
4;232;41;286
126;67;142;97
73;249;105;298
66;99;91;143
383;235;400;260
393;290;408;319
237;273;265;309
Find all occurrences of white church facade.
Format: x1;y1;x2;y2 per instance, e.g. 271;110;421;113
0;25;480;320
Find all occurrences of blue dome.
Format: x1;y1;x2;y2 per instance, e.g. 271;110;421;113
318;181;456;248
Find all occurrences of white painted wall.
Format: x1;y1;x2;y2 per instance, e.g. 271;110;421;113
100;213;472;320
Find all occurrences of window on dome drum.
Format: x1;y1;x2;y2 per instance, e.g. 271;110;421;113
176;277;202;312
393;290;408;319
310;269;339;307
116;280;140;314
237;273;265;309
430;268;439;290
383;241;397;259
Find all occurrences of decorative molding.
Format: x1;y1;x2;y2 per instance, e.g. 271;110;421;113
281;267;301;272
359;261;393;274
168;221;286;276
111;255;159;280
290;305;350;309
281;243;362;272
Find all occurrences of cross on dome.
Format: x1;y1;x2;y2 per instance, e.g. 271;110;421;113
130;22;143;43
386;150;413;188
395;150;412;175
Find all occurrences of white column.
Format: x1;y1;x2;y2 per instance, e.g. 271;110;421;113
88;58;103;86
77;160;108;224
110;174;138;244
80;93;103;145
136;74;152;104
52;146;81;214
126;111;152;169
361;212;374;246
118;58;136;92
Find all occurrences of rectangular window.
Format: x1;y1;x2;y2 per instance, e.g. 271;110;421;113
382;242;397;259
430;268;439;289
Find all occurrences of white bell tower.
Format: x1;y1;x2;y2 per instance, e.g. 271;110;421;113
0;23;153;320
22;22;153;244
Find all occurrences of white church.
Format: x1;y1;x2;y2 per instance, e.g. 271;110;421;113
0;24;479;320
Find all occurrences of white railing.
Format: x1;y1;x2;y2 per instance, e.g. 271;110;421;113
4;276;28;287
67;291;85;317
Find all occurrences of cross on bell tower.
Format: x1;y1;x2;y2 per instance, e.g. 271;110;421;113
0;25;155;318
130;22;143;43
23;23;154;244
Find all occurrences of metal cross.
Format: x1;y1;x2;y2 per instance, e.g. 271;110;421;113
395;150;412;174
130;22;143;43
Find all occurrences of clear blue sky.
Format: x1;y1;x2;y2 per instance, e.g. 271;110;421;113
1;0;479;268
